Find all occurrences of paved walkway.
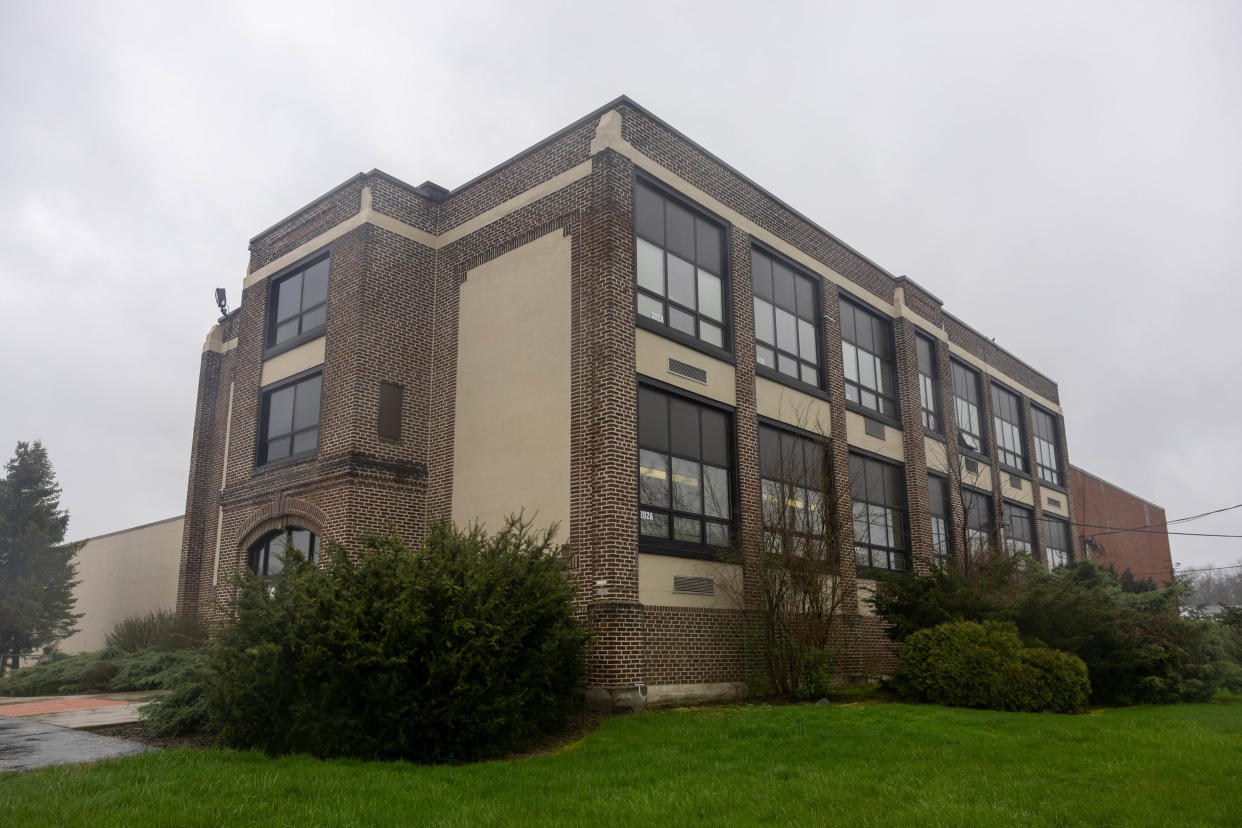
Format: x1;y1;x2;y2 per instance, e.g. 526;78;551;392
0;717;147;773
0;691;164;729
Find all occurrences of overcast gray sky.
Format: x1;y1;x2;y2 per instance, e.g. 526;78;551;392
2;0;1239;572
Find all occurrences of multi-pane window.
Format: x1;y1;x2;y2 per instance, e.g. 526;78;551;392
1004;502;1035;557
951;361;985;454
248;527;320;576
1032;407;1063;487
759;425;828;555
751;248;820;387
991;385;1026;471
917;335;941;432
963;488;993;561
850;454;907;571
1044;517;1071;569
840;298;896;418
258;371;322;465
638;386;732;550
634;183;727;349
928;474;950;569
268;256;329;349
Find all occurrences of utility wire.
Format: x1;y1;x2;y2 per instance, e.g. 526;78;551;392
1074;502;1242;539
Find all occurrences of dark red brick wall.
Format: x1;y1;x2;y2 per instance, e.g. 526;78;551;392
1070;467;1173;586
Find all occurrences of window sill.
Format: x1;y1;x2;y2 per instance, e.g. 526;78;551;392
754;364;830;402
264;326;327;361
1038;479;1068;495
636;316;735;365
253;451;318;476
958;445;991;464
923;428;946;442
999;464;1031;481
844;401;903;431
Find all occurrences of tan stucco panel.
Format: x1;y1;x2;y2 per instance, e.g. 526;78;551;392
60;517;184;653
755;377;831;435
452;230;572;535
857;578;878;616
924;437;949;473
1000;472;1035;506
638;553;743;609
960;456;993;493
635;329;736;407
845;410;904;462
260;336;325;387
1042;490;1070;517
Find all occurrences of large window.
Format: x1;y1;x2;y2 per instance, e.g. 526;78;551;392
917;334;941;432
1044;517;1071;568
963;488;993;561
928;474;950;569
759;424;828;555
638;386;733;551
992;385;1026;471
248;527;320;577
951;361;985;455
1032;407;1063;487
1004;502;1035;556
634;182;727;350
850;453;907;571
258;371;322;465
840;298;896;418
751;248;820;387
268;255;329;350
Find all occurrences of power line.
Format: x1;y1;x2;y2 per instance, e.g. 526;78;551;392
1082;502;1242;539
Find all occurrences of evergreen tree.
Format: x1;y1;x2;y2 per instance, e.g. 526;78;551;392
0;441;82;673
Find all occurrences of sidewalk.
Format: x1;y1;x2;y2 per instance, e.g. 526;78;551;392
0;691;165;729
0;717;147;773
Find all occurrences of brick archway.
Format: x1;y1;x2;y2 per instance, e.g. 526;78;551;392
237;493;328;552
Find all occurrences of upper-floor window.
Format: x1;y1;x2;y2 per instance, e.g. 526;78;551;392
916;334;941;432
1004;502;1034;557
759;424;828;556
951;361;985;455
268;255;329;350
963;488;992;561
258;371;322;465
1032;407;1063;487
248;527;320;577
637;386;732;552
751;248;820;388
928;474;950;568
991;385;1026;471
1044;516;1071;568
634;183;727;350
840;298;896;418
850;453;907;571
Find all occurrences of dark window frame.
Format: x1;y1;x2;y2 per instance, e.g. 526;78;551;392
961;485;994;561
248;527;321;576
1031;404;1064;489
750;243;824;393
839;292;900;426
633;178;733;361
758;420;832;557
1043;515;1071;569
264;251;331;359
916;333;942;435
990;381;1027;473
951;360;988;458
927;471;951;569
637;379;738;561
1002;500;1035;558
255;367;323;468
849;450;910;573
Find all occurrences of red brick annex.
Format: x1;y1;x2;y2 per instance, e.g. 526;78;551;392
176;97;1159;710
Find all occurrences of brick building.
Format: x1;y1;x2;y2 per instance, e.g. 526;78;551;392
1070;466;1174;586
177;97;1085;710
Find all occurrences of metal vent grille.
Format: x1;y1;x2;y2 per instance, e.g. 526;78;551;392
668;358;708;385
864;419;885;439
1009;473;1023;489
1047;496;1062;509
673;575;715;596
964;458;979;474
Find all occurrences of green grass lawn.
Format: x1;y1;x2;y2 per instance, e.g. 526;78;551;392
3;697;1240;826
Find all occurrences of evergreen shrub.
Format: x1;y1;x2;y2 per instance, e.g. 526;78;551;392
205;518;588;763
890;620;1089;713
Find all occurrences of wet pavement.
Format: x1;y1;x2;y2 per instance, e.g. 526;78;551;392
0;717;147;773
0;691;164;728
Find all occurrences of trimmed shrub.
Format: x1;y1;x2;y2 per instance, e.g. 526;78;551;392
205;517;588;763
107;609;206;652
890;620;1089;713
140;648;211;736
